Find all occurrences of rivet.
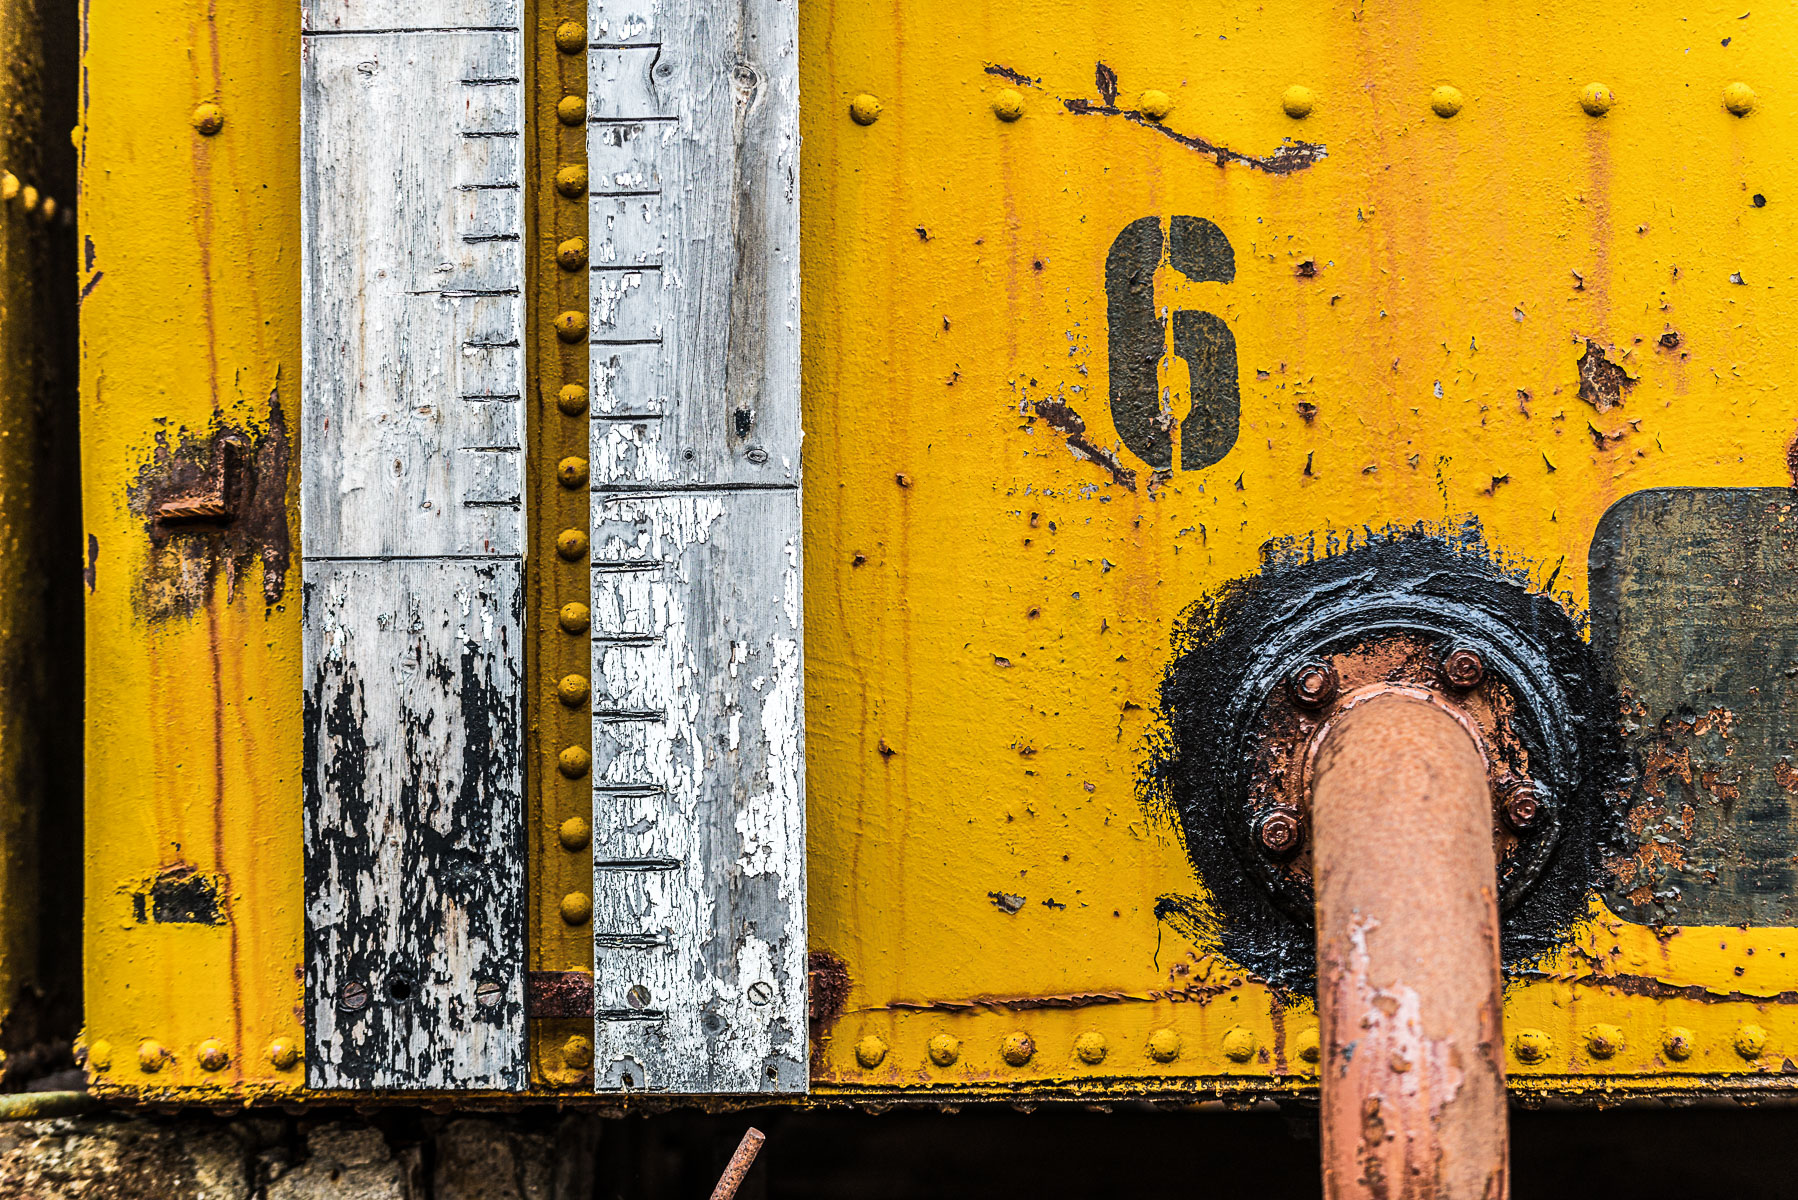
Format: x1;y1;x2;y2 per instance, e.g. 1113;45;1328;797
849;94;882;125
1662;1026;1695;1061
1579;83;1614;117
1429;85;1464;119
992;89;1025;122
1294;1028;1321;1065
1585;1023;1624;1060
1735;1023;1768;1059
1513;1028;1552;1064
267;1038;300;1070
1289;660;1338;708
559;601;591;634
555;165;588;198
21;185;37;212
1281;85;1316;119
555;310;590;343
1146;1028;1180;1063
1724;81;1757;116
854;1034;888;1068
190;103;224;135
748;981;774;1006
86;1039;113;1071
557;95;587;126
556;528;589;561
40;196;55;221
554;21;586;53
339;980;369;1011
556;673;590;707
562;1035;594;1069
556;745;591;784
559;816;592;850
1001;1031;1035;1066
557;456;590;489
1138;90;1174;121
1;173;18;201
1073;1031;1107;1064
560;891;592;925
927;1033;960;1066
197;1038;229;1072
137;1040;167;1072
1222;1027;1257;1063
556;238;589;272
556;384;589;416
1441;647;1485;689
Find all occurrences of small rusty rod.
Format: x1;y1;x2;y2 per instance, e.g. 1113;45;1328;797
1311;691;1508;1200
707;1126;767;1200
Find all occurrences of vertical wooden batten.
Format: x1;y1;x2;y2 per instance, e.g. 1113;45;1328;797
300;0;529;1090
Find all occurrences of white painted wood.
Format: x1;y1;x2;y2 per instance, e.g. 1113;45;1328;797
302;1;527;1091
589;490;805;1093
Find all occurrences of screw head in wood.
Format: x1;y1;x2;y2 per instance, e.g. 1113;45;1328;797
560;891;592;925
475;980;503;1008
558;816;592;849
992;88;1025;122
191;103;224;135
854;1034;888;1068
556;237;588;271
747;981;773;1006
554;310;589;343
1147;1028;1180;1063
555;165;588;197
556;528;588;560
556;673;589;707
554;21;586;53
338;981;369;1011
1138;90;1173;121
557;456;589;489
927;1033;960;1066
267;1038;300;1070
1074;1031;1107;1064
1001;1031;1035;1066
556;384;589;416
557;95;587;125
848;94;882;125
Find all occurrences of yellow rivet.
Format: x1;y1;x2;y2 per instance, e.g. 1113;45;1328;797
1222;1027;1257;1063
854;1034;888;1068
137;1040;166;1072
1513;1028;1553;1065
849;94;882;126
1074;1030;1108;1064
557;456;590;489
1662;1026;1695;1062
554;21;586;53
267;1038;300;1071
555;528;589;561
1146;1028;1180;1064
927;1033;960;1067
555;165;588;198
558;95;587;126
1579;83;1614;117
1585;1024;1624;1060
557;673;590;707
562;1035;595;1069
992;88;1025;122
557;745;592;779
191;102;224;135
560;891;592;925
1138;90;1173;121
556;237;588;271
1000;1031;1035;1066
197;1038;229;1072
559;601;591;634
1281;85;1316;119
1429;85;1464;118
559;816;592;850
21;186;38;212
40;196;55;221
555;310;590;343
85;1039;113;1071
556;384;589;417
1294;1028;1321;1065
1;173;18;201
1736;1023;1768;1059
1724;81;1757;116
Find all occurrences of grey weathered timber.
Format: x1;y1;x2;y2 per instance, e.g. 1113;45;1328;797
589;490;805;1093
585;0;805;1095
301;0;527;1090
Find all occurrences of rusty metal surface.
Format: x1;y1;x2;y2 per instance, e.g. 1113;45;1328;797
1313;692;1507;1200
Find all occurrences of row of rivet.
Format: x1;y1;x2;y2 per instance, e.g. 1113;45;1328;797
852;1026;1322;1070
1513;1023;1775;1064
86;1037;301;1074
848;81;1764;126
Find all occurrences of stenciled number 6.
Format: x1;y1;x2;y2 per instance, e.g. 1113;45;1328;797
1104;215;1240;472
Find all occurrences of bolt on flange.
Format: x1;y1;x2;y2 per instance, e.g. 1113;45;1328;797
1500;779;1550;834
1288;661;1338;708
1256;807;1305;859
1441;646;1486;690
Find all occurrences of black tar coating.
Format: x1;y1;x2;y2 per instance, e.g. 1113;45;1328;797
1104;215;1240;472
1139;524;1625;995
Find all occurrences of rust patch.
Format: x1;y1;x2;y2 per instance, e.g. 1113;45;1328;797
1030;397;1138;491
1561;970;1798;1006
1786;429;1798;488
124;393;291;620
526;970;594;1018
1576;338;1635;413
807;950;852;1069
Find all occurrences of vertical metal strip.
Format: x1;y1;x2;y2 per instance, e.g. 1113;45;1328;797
301;0;529;1090
526;0;597;1087
587;0;806;1094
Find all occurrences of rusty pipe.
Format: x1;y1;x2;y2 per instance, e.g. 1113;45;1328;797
1311;690;1508;1200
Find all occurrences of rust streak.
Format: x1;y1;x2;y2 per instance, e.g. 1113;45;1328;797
1031;397;1138;491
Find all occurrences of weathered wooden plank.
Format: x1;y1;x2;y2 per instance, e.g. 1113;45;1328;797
588;490;805;1093
302;559;527;1090
585;0;800;486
